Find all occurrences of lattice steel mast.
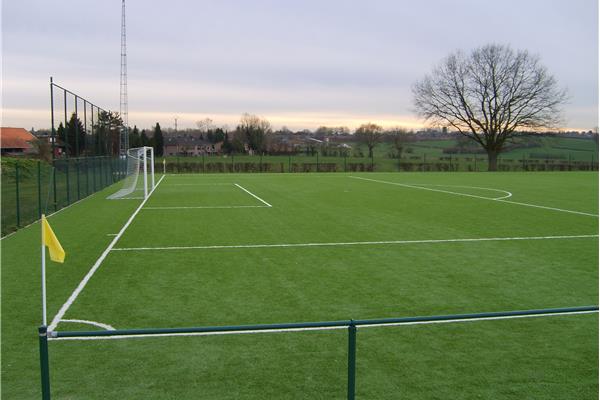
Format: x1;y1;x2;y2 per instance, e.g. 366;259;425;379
119;0;129;154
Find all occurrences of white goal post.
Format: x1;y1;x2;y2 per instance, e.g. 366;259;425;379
107;146;155;199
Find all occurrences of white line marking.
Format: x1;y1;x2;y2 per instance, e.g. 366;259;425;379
408;183;513;200
234;183;272;207
143;205;269;210
349;176;598;217
164;183;233;186
106;234;118;236
60;319;115;330
48;309;598;341
47;175;166;332
111;234;598;252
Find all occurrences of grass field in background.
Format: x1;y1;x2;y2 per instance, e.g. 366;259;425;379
2;172;598;399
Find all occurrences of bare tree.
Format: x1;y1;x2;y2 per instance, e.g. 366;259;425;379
237;113;272;153
196;118;214;132
386;127;412;158
355;123;383;158
413;44;567;170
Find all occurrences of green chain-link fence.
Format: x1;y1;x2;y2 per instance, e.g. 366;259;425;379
1;157;126;236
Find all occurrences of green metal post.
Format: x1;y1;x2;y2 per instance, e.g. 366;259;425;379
260;153;263;172
568;153;572;171
316;152;319;172
202;153;205;172
38;326;51;400
37;161;42;218
86;158;90;196
100;158;104;188
344;154;347;172
422;154;426;172
288;155;291;173
65;160;70;205
76;159;81;200
371;153;374;171
52;161;57;211
15;162;21;227
347;321;357;400
474;154;477;172
92;158;97;191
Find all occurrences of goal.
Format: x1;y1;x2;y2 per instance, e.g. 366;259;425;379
107;146;155;199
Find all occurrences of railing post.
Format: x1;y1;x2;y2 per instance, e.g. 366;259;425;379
316;152;319;172
288;155;291;173
38;326;51;400
344;154;347;172
347;320;357;400
15;162;21;227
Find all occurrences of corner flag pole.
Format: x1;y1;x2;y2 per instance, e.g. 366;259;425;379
41;214;47;326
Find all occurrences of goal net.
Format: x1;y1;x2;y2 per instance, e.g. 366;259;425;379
107;146;155;199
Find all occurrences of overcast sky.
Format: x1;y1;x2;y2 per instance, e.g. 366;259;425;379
2;0;598;131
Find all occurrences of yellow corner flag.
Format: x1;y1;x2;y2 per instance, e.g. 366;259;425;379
42;215;65;263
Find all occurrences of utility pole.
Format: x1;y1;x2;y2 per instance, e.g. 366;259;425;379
174;116;178;132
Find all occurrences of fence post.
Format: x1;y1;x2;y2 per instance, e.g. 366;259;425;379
52;161;57;211
38;326;51;400
568;153;572;171
422;154;426;172
260;153;263;172
85;158;90;196
92;158;97;192
37;161;42;219
316;152;319;172
344;154;347;172
288;155;291;173
473;154;477;172
371;153;374;171
347;321;357;400
65;160;70;205
15;162;21;227
76;159;81;200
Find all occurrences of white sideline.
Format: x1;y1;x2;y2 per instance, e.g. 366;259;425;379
234;183;272;207
349;176;598;217
48;309;598;341
47;175;165;332
111;234;598;252
144;205;269;210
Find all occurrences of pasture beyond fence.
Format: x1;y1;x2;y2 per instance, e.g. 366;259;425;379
1;157;125;236
162;153;599;173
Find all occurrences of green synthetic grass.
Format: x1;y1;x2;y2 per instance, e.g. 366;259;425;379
2;172;598;399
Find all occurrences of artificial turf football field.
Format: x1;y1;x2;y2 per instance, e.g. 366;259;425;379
2;171;598;399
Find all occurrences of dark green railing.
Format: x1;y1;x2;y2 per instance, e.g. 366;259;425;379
39;305;598;399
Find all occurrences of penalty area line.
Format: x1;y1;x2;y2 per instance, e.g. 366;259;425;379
234;183;272;207
111;234;598;252
47;175;166;332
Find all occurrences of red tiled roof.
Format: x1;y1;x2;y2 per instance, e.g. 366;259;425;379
0;127;36;149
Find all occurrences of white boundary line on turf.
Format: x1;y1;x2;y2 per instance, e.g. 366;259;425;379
110;234;598;252
234;183;273;207
408;184;513;200
48;309;598;341
47;175;166;332
144;205;269;210
349;176;598;217
60;319;116;330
